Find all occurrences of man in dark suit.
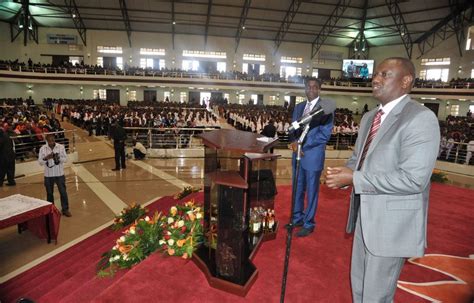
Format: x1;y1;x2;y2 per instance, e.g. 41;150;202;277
289;77;334;237
261;119;277;153
0;128;16;187
110;120;127;171
326;57;440;302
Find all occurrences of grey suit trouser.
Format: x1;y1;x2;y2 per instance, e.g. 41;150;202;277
351;211;405;303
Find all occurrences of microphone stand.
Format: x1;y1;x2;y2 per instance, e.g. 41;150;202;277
280;123;311;303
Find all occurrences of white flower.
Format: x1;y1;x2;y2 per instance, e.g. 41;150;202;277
167;231;171;235
112;245;118;250
113;255;120;261
167;217;174;224
177;220;185;228
196;213;202;219
159;240;165;245
109;257;114;263
195;207;201;212
119;236;126;242
129;228;136;235
167;239;175;246
145;216;150;222
123;254;129;261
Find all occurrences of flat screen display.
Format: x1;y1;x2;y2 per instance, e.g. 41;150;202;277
342;59;374;79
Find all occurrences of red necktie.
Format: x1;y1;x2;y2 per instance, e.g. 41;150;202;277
357;109;384;170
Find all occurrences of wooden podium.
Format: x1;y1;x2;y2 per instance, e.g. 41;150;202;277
194;129;279;296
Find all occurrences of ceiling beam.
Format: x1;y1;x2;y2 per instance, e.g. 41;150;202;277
10;0;38;46
64;0;87;46
234;0;251;53
273;0;302;54
311;0;351;59
204;0;212;47
415;1;472;58
171;0;175;50
119;0;132;47
385;0;413;58
349;0;369;59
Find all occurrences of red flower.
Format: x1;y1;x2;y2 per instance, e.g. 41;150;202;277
164;235;170;240
181;226;187;233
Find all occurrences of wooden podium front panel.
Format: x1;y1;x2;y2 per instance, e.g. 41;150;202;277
215;184;253;285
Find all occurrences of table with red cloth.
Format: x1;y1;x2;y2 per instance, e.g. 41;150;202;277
0;194;61;243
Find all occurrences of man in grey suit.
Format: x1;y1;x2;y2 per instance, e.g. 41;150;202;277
326;57;440;302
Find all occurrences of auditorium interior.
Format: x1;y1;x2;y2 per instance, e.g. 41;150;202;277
0;0;473;302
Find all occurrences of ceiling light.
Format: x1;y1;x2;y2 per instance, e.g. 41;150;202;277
242;26;245;30
172;21;176;25
72;14;76;18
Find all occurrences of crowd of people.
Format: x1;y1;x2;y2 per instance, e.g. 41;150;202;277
438;114;474;164
2;59;474;89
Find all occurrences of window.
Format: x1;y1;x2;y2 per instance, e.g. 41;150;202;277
420;58;450;66
465;26;473;50
164;91;171;101
116;57;123;70
159;59;165;69
419;68;449;82
140;58;154;69
69;56;82;66
312;68;318;78
251;94;258;105
183;50;226;59
280;66;302;78
238;94;245;105
97;57;103;67
242;63;248;73
217;62;226;72
139;48;165;56
243;53;266;61
296;96;305;103
97;46;123;54
223;93;229;101
180;92;187;103
128;90;137;101
281;56;303;64
182;60;199;71
471;69;474;78
450;104;459;116
93;89;106;100
269;96;277;105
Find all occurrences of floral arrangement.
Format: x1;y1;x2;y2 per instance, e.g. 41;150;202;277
159;200;204;258
431;169;448;183
97;200;204;277
111;202;147;231
174;186;201;200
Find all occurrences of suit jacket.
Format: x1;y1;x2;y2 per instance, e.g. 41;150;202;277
346;96;440;257
291;98;334;171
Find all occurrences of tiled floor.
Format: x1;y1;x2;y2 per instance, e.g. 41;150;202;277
0;122;472;282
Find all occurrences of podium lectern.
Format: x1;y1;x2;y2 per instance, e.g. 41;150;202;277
194;129;279;296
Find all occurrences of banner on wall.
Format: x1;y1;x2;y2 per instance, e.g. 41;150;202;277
47;34;77;45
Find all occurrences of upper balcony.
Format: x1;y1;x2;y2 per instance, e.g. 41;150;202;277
1;64;473;99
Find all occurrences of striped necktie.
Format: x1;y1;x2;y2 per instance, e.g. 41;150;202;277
357;109;384;170
303;102;312;116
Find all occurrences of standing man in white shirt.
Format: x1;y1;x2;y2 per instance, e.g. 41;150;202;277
38;133;71;217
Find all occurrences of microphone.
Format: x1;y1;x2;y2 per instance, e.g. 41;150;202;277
289;100;335;132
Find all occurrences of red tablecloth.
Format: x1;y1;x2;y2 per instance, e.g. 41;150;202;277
0;203;61;243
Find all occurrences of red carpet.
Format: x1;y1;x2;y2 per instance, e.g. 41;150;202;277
0;184;472;303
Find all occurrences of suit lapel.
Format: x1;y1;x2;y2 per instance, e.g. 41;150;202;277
366;96;410;157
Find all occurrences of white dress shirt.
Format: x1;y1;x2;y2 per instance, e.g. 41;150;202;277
38;142;67;177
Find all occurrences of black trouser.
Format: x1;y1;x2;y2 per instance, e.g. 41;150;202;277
114;142;126;169
0;159;15;185
133;149;146;160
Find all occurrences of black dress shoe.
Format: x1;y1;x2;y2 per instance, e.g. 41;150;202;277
284;221;304;229
6;182;16;186
62;210;72;217
296;227;314;237
111;168;120;171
